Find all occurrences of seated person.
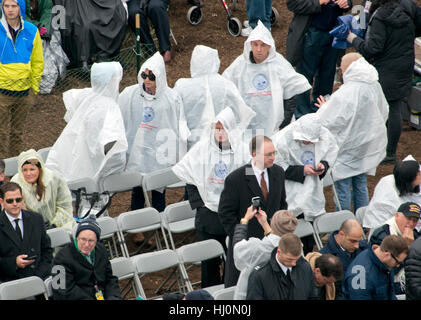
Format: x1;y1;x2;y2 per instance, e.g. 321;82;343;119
126;0;172;62
45;62;128;185
363;156;421;230
52;215;122;300
11;149;75;233
54;0;127;69
305;252;344;300
246;233;316;300
174;45;255;149
0;182;53;283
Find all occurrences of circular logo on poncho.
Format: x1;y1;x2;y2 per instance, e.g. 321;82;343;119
142;106;154;123
301;151;315;166
214;161;229;179
252;73;268;91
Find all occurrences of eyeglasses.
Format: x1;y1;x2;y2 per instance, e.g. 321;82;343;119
5;197;23;204
78;237;96;245
390;252;404;265
141;72;156;81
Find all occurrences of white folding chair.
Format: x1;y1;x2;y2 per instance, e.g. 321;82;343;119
0;276;49;300
323;169;342;211
313;210;356;249
141;167;181;208
44;276;53;298
3;156;18;177
131;249;187;299
116;207;163;257
37;146;51;163
99;171;143;195
161;201;196;250
176;239;226;292
97;216;122;258
110;256;146;300
47;227;71;250
211;285;236;300
294;219;319;248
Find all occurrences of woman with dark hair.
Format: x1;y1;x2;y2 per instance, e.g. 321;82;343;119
346;0;421;163
362;156;421;230
11;149;75;233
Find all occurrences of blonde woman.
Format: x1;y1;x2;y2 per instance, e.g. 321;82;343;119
11;149;75;233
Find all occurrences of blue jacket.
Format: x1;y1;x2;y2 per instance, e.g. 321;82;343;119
343;247;396;300
0;0;44;94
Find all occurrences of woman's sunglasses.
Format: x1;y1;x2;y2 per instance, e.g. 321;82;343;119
141;72;156;81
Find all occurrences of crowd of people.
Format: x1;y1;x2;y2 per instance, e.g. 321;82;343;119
0;0;420;301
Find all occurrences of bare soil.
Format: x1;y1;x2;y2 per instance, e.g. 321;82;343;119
19;0;421;299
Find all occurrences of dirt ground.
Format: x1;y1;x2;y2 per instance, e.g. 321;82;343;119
19;0;421;299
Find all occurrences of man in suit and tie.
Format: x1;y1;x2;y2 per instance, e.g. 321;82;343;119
0;182;53;283
218;135;288;287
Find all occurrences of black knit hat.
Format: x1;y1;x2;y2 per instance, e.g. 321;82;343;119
76;215;101;240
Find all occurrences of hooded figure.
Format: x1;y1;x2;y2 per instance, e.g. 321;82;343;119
45;62;128;185
222;20;311;137
317;57;388;182
363;155;421;229
119;51;189;174
11;149;75;233
272;113;338;221
174;45;256;149
172;107;250;288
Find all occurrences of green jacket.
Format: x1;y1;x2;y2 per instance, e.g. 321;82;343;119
25;0;52;38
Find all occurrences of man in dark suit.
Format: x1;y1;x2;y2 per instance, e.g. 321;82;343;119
218;135;288;287
0;182;53;283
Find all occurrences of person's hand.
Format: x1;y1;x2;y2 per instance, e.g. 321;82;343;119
346;31;357;44
16;255;35;269
314;95;328;108
319;0;330;5
304;164;317;176
314;163;325;176
39;26;47;36
334;0;349;9
255;209;268;226
243;205;257;223
403;226;415;245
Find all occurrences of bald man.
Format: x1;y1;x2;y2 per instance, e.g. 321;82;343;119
315;53;389;214
319;219;369;298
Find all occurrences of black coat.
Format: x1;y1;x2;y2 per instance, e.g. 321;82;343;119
353;1;415;101
218;163;287;287
246;248;316;300
0;210;53;282
52;242;121;300
405;236;421;300
369;224;420;247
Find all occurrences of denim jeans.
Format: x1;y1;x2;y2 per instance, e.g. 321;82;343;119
334;173;369;213
246;0;272;30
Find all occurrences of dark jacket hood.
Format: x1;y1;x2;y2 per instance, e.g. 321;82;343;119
375;2;412;27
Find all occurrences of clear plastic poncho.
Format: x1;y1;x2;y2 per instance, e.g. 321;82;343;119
272;113;339;221
174;45;255;149
119;52;190;174
362;155;421;229
11;149;75;233
45;62;128;184
172;107;251;212
317;57;389;181
222;21;311;136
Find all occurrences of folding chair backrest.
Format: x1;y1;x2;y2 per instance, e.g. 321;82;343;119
163;201;196;225
212;286;236;300
294;219;316;239
313;210;356;235
47;227;71;248
97;216;119;240
117;208;161;234
177;239;225;264
110;257;146;300
67;177;99;194
37;147;51;163
142;167;181;193
0;276;48;300
100;171;143;194
355;206;367;227
132;249;180;274
4;156;18;177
